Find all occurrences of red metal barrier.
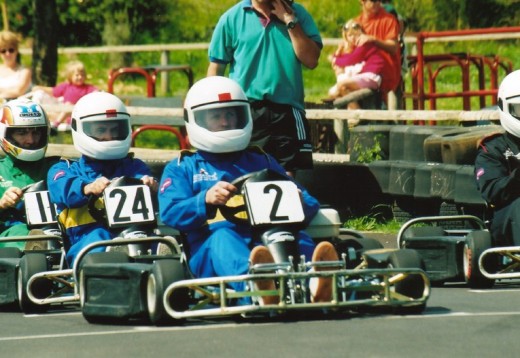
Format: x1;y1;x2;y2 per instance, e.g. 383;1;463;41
107;65;194;97
405;26;518;112
131;124;189;150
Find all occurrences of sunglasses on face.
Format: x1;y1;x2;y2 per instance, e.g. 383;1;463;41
0;48;15;54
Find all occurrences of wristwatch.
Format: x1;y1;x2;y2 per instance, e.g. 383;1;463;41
286;17;298;30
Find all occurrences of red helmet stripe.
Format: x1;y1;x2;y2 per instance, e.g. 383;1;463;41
106;109;117;117
218;93;232;101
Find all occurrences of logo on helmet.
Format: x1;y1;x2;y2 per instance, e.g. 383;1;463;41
16;104;43;118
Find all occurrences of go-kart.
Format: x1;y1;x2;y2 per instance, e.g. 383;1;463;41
397;215;495;288
158;169;430;324
24;177;182;323
0;180;64;313
26;176;183;323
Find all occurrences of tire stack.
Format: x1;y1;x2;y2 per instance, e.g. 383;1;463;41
349;124;503;224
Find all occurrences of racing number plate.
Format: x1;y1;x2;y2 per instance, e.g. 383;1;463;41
103;185;155;228
24;191;58;226
243;181;305;226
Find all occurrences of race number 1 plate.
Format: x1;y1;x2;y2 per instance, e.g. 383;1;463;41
243;181;305;226
25;191;58;226
103;185;155;228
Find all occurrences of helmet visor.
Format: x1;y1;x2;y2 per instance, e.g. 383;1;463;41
5;126;48;150
509;103;520;119
83;119;129;141
193;105;249;132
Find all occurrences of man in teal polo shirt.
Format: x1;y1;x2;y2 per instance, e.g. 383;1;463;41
207;0;322;177
0;99;58;249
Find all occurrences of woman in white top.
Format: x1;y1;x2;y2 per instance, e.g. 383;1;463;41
0;31;31;101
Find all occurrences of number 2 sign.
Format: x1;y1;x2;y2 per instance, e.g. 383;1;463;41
243;181;305;226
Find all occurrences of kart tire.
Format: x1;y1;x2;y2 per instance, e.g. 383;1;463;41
147;259;188;325
17;253;51;313
387;249;426;315
0;247;22;258
463;231;495;289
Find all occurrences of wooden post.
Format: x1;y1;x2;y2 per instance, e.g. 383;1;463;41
160;50;169;95
334;119;348;154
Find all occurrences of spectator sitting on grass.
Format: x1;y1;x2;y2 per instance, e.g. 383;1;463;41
28;60;98;131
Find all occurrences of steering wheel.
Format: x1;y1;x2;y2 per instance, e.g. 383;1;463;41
87;176;144;223
219;169;288;225
21;180;48;194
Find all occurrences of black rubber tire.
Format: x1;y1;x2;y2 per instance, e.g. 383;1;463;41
463;230;495;289
0;247;22;259
17;253;51;313
147;259;188;325
392;200;413;224
387;249;427;314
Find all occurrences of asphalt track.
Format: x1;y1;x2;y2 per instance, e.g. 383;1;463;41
1;234;520;357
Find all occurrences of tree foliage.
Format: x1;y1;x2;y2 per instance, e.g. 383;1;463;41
5;0;520;45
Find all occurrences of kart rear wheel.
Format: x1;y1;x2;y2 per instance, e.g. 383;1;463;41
387;249;426;315
17;253;51;313
463;231;495;289
147;258;188;325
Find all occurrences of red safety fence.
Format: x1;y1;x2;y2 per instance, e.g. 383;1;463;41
404;26;519;112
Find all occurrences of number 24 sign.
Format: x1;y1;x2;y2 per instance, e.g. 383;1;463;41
103;185;155;228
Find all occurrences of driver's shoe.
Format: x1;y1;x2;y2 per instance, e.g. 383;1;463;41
249;246;279;305
24;229;47;251
310;241;340;303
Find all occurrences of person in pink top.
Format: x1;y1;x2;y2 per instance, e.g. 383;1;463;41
355;0;401;108
30;60;98;130
327;19;392;109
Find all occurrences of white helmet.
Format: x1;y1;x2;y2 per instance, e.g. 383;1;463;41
184;76;252;153
0;98;49;161
71;92;131;160
498;70;520;138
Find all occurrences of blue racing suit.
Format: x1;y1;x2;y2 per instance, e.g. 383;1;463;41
158;148;320;292
47;155;152;266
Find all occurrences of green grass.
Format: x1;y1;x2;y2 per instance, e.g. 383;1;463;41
344;216;402;234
